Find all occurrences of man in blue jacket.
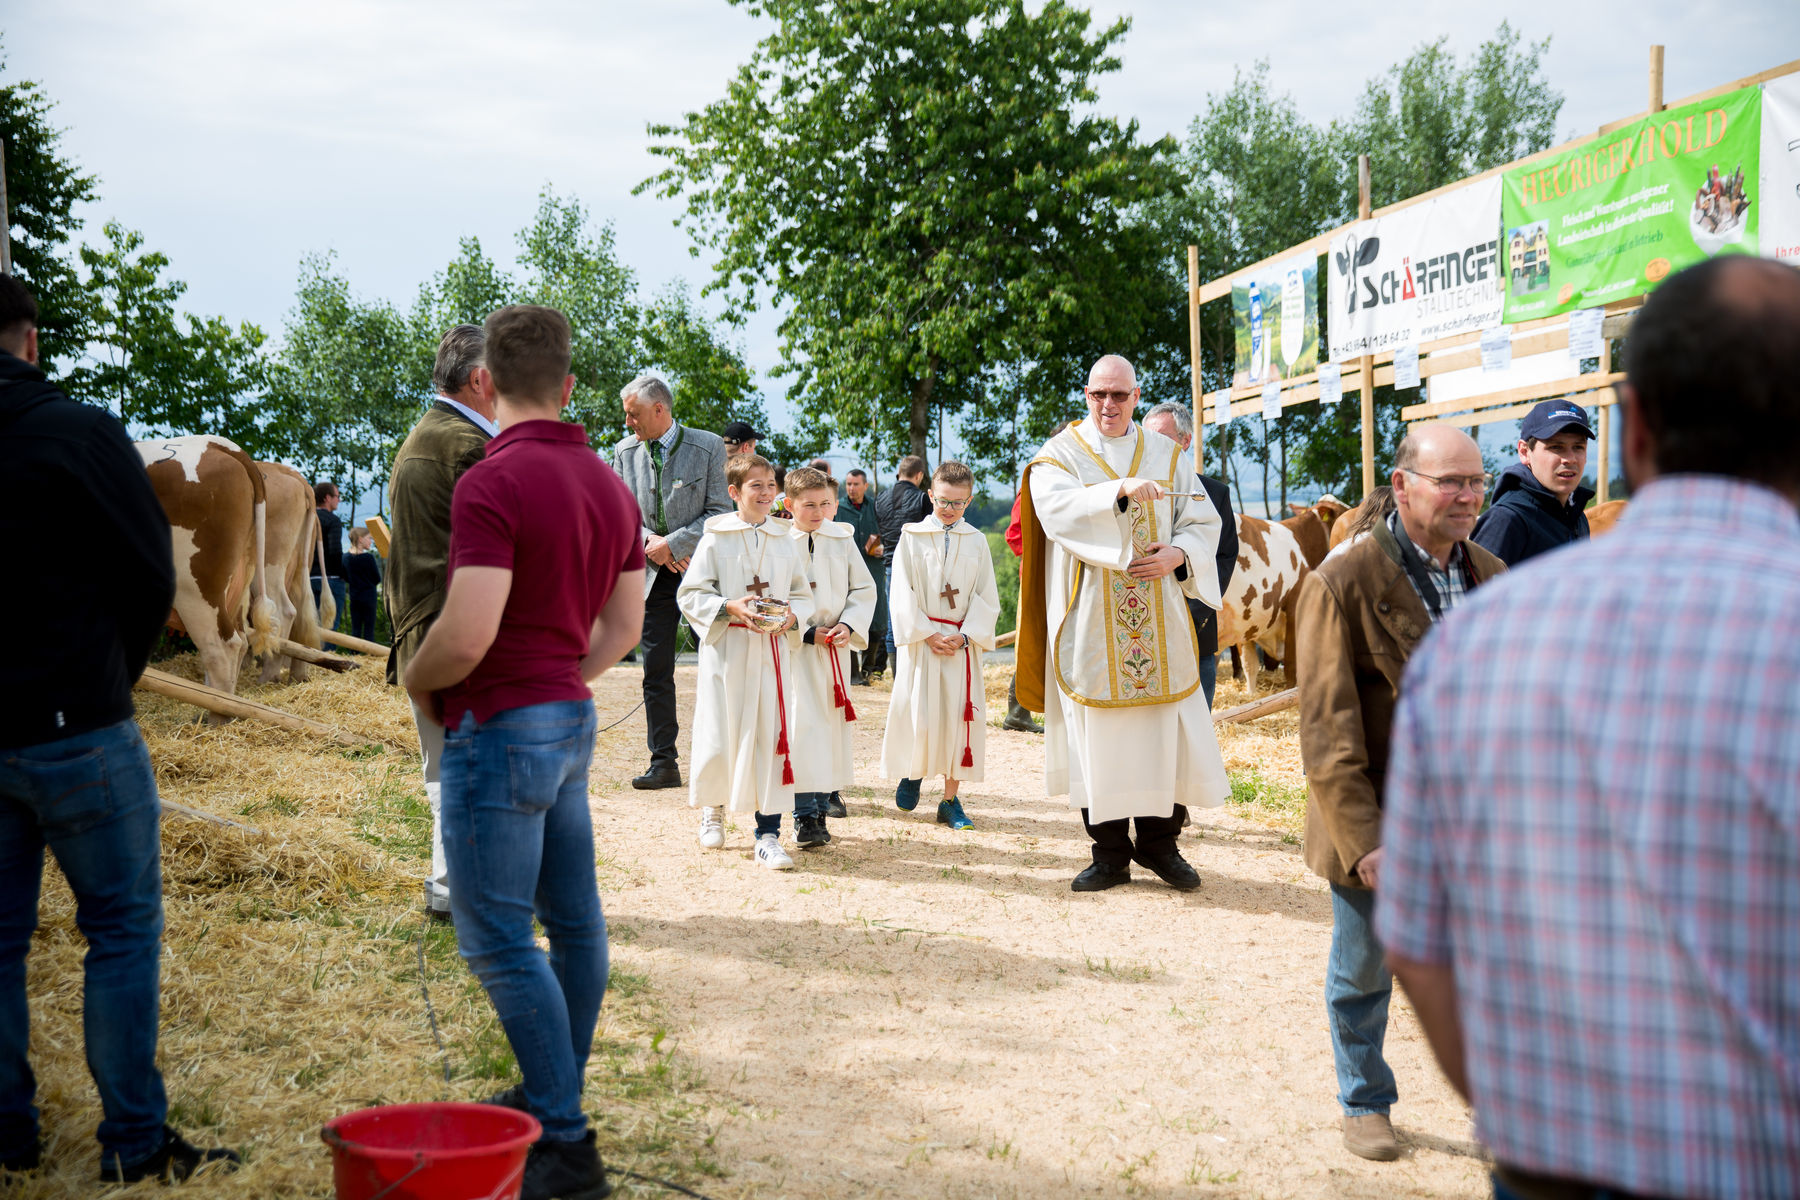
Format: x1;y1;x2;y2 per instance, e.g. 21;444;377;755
1472;400;1595;567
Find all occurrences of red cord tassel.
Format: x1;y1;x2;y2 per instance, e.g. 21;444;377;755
964;699;976;721
834;682;848;708
842;696;857;722
782;757;794;785
961;745;974;769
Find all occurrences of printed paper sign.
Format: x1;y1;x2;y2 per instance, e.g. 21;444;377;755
1318;362;1342;405
1481;327;1513;372
1761;74;1800;265
1502;85;1762;320
1328;176;1504;362
1231;254;1320;387
1393;344;1420;389
1261;381;1283;421
1567;307;1605;360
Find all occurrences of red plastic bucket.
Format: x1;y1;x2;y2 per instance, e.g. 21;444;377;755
321;1102;541;1200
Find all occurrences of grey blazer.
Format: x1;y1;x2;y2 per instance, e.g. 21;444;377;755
612;423;731;591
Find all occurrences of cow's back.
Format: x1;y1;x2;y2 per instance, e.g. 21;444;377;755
1279;510;1329;569
138;435;260;641
1219;514;1308;650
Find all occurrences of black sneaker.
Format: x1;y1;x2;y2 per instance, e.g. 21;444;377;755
824;792;848;819
794;814;831;848
521;1129;612;1200
100;1125;241;1183
1;1140;41;1175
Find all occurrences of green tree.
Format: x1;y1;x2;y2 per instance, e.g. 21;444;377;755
643;0;1176;470
635;280;766;450
63;221;267;446
1;41;100;370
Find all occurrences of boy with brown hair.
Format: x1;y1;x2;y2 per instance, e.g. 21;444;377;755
782;467;878;844
404;304;646;1200
678;454;816;867
881;461;1000;829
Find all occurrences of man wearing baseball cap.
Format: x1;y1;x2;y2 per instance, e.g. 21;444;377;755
1471;399;1595;567
720;420;760;458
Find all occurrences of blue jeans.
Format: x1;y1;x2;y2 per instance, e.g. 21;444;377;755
310;576;349;632
441;700;607;1143
0;719;168;1167
883;556;896;661
1326;883;1396;1115
793;794;826;820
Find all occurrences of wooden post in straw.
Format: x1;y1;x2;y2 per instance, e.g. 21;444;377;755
136;667;365;746
1356;154;1376;498
1212;687;1298;725
319;629;390;656
274;638;358;673
1188;244;1205;471
0;139;12;275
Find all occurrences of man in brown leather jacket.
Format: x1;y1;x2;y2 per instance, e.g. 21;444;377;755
1295;423;1504;1163
387;325;497;919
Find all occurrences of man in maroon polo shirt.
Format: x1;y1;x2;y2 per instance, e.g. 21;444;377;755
404;305;643;1200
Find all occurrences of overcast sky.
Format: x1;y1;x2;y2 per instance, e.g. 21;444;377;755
9;1;1797;462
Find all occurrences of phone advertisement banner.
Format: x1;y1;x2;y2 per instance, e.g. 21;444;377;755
1502;85;1761;321
1326;176;1503;363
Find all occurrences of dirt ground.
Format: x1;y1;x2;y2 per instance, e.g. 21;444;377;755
583;662;1490;1199
15;655;1491;1199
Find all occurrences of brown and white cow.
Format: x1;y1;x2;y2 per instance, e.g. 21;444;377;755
254;461;334;683
1279;508;1329;570
136;435;277;705
1290;494;1349;538
1587;499;1629;537
1218;513;1309;691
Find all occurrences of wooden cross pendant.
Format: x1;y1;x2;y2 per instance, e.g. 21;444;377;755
747;575;770;598
939;581;960;611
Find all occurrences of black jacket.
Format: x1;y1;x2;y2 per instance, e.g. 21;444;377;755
315;507;345;577
875;478;932;558
346;551;383;597
1190;475;1238;657
0;351;176;746
1471;462;1592;567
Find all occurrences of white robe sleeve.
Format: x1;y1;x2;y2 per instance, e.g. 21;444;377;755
888;534;932;646
840;549;878;650
676;532;731;644
1170;490;1224;609
1029;460;1134;572
959;532;1001;651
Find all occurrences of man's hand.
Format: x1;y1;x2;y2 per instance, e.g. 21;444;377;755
644;534;674;567
865;536;884;557
1354;846;1383;890
925;632;963;656
1126;543;1185;580
671;557;690;573
1118;478;1167;505
406;686;442;728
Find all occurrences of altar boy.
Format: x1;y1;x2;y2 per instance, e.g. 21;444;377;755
677;454;815;869
880;461;1000;829
782;467;878;846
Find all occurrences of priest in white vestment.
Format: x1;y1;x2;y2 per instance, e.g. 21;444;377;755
1017;356;1231;891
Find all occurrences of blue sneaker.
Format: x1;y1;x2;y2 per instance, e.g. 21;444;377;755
936;798;973;830
895;778;921;811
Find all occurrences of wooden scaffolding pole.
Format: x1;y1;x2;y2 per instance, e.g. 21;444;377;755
1356;155;1375;497
0;139;12;275
1188;244;1205;471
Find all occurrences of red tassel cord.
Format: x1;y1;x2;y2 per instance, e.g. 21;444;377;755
930;614;977;774
732;619;796;785
826;640;858;722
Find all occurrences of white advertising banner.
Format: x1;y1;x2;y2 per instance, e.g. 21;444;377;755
1328;175;1504;362
1761;74;1800;265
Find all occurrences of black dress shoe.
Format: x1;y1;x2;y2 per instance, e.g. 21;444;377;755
1132;849;1201;891
631;764;683;790
824;792;848;819
1071;861;1132;892
100;1126;241;1183
1002;714;1044;733
522;1129;612;1200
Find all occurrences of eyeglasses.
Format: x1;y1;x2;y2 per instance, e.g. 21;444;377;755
931;497;971;509
1085;388;1135;403
1404;469;1493;497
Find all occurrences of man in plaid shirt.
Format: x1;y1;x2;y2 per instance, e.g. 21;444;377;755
1381;256;1800;1200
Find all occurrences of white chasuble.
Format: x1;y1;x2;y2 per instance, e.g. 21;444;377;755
880;516;1000;781
784;521;878;792
676;513;816;814
1027;418;1230;822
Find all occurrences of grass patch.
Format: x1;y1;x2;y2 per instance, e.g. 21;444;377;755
352;764;433;858
1226;768;1308;836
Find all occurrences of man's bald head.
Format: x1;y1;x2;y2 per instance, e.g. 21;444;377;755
1394;423;1481;475
1623;255;1800;496
1391;423;1486;561
1085;355;1140;437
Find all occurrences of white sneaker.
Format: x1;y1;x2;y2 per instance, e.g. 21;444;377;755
697;807;724;850
754;833;794;870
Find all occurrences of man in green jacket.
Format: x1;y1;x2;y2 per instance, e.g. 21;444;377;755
387;325;497;919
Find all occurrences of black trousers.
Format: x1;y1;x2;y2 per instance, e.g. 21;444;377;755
641;567;683;768
1082;806;1187;868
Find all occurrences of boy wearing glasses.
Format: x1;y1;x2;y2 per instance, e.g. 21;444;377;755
881;462;1000;829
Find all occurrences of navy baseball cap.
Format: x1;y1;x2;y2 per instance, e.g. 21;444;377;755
721;420;761;443
1520;400;1595;440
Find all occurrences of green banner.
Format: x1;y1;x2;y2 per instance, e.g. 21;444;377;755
1502;86;1761;320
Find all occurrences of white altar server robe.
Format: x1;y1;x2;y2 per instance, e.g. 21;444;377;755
784;520;878;792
